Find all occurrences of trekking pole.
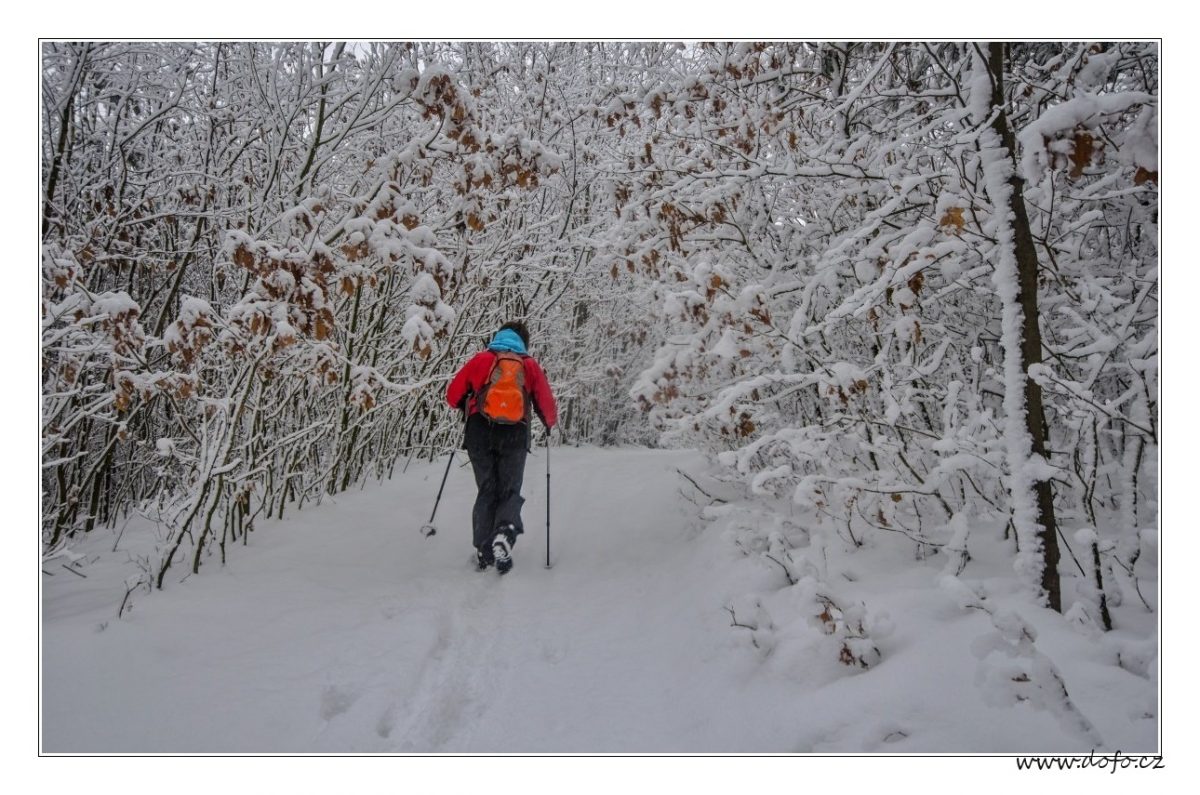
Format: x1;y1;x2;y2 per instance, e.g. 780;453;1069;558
420;450;454;538
545;428;552;569
420;407;466;538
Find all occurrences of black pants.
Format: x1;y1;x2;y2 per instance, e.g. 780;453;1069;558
464;414;529;551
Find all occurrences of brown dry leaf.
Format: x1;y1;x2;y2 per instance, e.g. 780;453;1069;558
1069;132;1096;179
939;207;965;233
1134;167;1158;186
233;245;255;271
890;493;903;503
342;242;368;262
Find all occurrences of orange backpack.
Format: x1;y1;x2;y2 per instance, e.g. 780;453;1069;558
478;351;529;424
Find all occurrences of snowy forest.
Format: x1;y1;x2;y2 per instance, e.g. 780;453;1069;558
41;41;1159;754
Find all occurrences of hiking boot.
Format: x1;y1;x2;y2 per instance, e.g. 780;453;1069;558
475;546;494;571
492;526;515;574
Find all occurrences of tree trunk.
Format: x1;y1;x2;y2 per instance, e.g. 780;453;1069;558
987;42;1062;612
42;42;90;239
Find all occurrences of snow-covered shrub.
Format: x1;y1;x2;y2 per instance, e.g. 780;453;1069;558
971;609;1102;746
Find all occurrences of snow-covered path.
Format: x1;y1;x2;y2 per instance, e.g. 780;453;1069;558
43;446;778;753
42;445;1158;754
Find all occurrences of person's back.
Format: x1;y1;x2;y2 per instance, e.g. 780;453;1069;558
446;321;557;573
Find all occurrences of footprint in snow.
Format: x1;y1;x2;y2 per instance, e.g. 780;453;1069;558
378;597;402;620
541;641;566;664
319;684;360;721
376;703;397;738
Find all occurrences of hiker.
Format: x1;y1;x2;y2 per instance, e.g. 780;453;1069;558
445;321;557;574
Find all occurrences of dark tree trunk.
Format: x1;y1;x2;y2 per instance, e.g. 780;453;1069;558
987;42;1062;612
42;43;90;239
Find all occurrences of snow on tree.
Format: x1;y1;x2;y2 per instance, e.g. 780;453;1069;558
41;43;1157;647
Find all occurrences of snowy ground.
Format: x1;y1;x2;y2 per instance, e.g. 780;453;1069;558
42;446;1157;754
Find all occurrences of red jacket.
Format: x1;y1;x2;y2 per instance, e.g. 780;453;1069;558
446;350;558;428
